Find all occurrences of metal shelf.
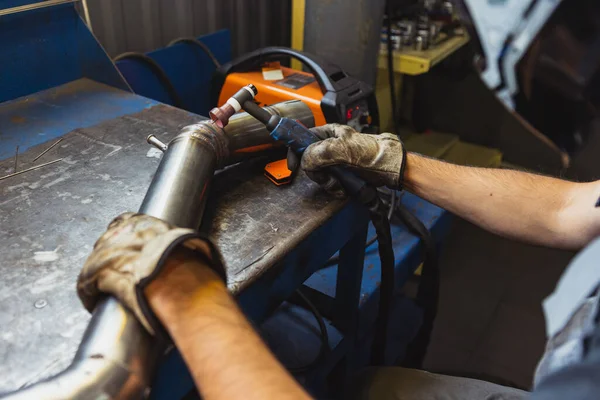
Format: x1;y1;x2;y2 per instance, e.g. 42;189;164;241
378;33;470;75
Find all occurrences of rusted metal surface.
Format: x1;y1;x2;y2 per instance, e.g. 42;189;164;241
208;160;346;293
0;103;345;393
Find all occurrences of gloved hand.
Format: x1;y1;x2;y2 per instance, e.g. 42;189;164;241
300;124;406;191
77;212;226;337
286;148;301;174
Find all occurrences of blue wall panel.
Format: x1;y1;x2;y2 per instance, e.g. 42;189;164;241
0;80;157;160
0;4;129;104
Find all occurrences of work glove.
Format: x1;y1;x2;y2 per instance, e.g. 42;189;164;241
77;212;226;338
287;148;301;174
301;124;406;191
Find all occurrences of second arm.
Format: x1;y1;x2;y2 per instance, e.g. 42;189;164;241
403;153;600;250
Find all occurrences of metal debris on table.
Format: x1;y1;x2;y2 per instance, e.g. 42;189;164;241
0;158;63;181
32;137;63;162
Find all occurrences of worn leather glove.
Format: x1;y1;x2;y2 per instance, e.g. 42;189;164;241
77;212;226;337
301;124;406;191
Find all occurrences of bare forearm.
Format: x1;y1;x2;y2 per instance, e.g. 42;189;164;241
404;153;600;249
159;292;310;400
146;256;311;400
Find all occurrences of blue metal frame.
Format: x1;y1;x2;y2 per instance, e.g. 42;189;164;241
261;194;451;395
0;2;129;105
0;79;158;159
0;1;132;159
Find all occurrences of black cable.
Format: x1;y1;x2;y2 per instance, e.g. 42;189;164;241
323;189;397;268
113;52;186;109
369;199;396;365
393;201;439;369
168;37;221;68
288;288;330;374
376;189;439;367
321;188;439;367
307;196;396;366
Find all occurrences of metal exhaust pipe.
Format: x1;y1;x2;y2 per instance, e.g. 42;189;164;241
0;100;313;400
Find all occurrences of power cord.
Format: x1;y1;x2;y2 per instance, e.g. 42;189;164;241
114;38;219;110
320;189;439;367
168;37;221;68
368;198;396;365
394;200;439;368
291;192;400;369
113;52;187;109
380;189;439;367
323;186;398;268
287;288;330;374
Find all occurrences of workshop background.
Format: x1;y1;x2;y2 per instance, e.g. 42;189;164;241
86;0;596;391
84;0;291;57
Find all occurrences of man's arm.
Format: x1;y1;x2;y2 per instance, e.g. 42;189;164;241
404;153;600;250
77;213;311;400
145;248;312;400
302;126;600;250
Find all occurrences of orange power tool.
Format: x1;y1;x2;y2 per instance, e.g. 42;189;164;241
211;47;379;185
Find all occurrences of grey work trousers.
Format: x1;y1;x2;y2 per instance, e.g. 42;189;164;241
349;367;529;400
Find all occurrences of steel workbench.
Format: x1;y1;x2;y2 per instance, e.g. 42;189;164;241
0;3;449;396
0;78;449;398
0;78;368;395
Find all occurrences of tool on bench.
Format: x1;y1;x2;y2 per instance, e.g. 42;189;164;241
211;47;379;185
211;85;395;365
211;85;376;203
212;47;378;130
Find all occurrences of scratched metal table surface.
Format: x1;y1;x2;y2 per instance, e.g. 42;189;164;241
0;88;345;392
